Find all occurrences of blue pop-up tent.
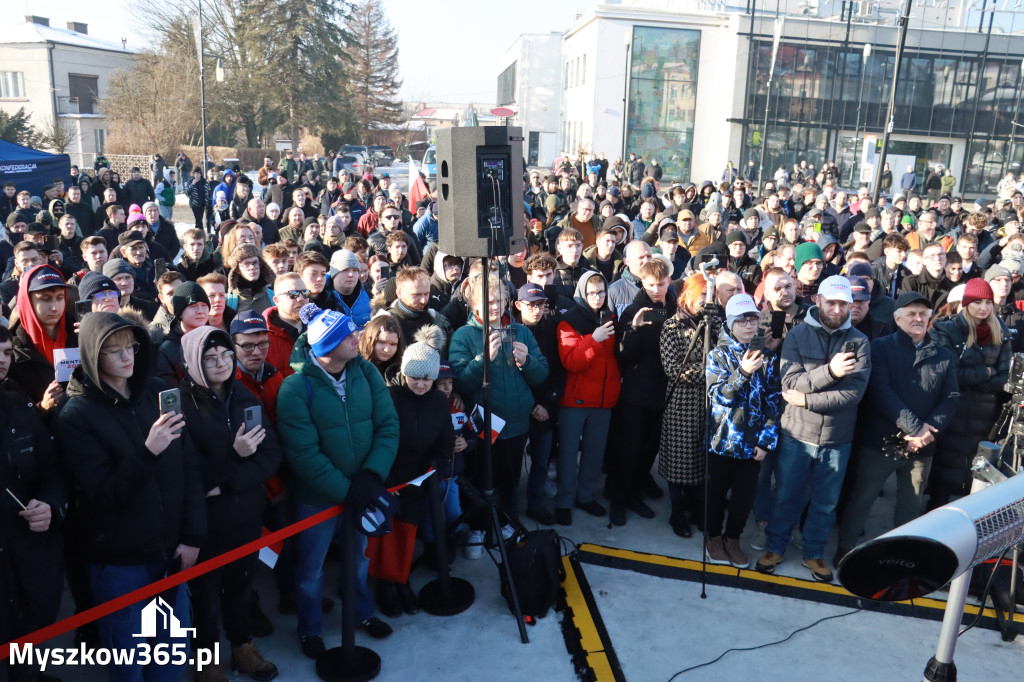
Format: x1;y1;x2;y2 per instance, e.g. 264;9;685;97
0;140;71;200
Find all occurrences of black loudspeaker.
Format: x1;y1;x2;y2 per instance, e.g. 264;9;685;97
436;126;525;258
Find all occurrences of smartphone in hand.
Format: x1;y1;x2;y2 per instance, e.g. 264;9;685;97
844;341;858;355
243;405;262;432
749;334;766;352
159;388;181;416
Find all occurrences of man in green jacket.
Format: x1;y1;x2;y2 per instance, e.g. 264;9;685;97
277;149;299;183
276;303;399;657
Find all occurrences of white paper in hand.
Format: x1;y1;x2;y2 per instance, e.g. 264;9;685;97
53;348;81;382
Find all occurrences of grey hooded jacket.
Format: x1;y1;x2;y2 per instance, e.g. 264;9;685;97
779;306;871;446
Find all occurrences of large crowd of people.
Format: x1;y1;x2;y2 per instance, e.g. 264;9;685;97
2;146;1021;681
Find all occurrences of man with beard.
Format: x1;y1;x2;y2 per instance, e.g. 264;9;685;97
385;267;452;353
756;276;870;583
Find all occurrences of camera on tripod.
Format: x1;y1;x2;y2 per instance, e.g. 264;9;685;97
1005;352;1024;397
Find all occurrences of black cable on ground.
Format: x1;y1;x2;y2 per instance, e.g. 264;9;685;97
665;607;862;680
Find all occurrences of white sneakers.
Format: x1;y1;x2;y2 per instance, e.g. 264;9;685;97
464;530;485;560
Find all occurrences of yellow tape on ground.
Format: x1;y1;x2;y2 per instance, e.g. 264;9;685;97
560;554;618;681
577;543;1024;625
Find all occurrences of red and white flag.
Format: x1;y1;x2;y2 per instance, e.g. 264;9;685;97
408;156;430;211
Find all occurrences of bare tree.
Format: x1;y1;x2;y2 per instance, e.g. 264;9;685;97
101;47;201;156
38;117;81;154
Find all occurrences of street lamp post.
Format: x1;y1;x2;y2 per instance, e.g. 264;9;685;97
1007;58;1024;178
621;30;631;164
852;43;871;189
872;0;913;204
197;1;209;175
757;18;785;192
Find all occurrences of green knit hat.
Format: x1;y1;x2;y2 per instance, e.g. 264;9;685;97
795;241;825;272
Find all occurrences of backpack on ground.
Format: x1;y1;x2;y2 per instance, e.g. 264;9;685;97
499;528;564;619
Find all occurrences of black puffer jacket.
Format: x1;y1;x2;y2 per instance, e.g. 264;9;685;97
179;327;281;534
616;287;678;409
0;389;67;643
930;313;1011;487
55;312;206;564
387;383;454;520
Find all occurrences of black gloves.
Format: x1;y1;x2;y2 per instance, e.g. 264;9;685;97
345;470;385;513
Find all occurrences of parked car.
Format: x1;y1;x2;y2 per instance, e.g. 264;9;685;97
422;146;436;178
368;145;394;166
335;153;367;176
340;144;368;158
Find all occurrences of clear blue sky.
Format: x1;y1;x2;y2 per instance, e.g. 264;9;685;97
31;0;597;105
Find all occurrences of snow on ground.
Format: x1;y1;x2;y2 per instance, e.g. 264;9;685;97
37;467;1024;681
587;563;1023;682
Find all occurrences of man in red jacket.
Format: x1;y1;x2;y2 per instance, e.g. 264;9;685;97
262;272;308;377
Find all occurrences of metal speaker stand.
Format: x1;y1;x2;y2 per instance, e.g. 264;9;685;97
316;510;380;682
418;472;476;616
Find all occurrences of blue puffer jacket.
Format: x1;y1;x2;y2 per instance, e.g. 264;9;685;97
707;330;782;459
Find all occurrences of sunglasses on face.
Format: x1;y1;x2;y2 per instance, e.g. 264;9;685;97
283;289;311;300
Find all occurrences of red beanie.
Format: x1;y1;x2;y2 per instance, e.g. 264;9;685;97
961;278;993;307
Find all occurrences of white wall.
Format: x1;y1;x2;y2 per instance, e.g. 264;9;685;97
498;33;564;168
561;6;740;181
0;43;53;120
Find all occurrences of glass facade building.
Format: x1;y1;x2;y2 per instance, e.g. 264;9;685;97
625;26;701;181
741;35;1024;194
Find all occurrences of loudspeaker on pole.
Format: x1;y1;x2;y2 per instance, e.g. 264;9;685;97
436;126;526;258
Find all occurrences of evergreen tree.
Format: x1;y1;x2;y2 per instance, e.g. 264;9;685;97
344;0;403;138
0;108;40;148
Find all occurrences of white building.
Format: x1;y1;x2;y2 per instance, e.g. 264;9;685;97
496;32;563;167
0;16;133;163
504;0;1024;195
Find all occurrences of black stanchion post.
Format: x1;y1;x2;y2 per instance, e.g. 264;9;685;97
418;473;475;615
316;510;380;682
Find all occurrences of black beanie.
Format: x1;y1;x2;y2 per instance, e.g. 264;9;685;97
171;281;210;319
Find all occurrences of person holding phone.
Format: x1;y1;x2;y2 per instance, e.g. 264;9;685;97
704;294;781;569
554;271;619;526
756;276;870;583
0;324;68;682
56;312;205;682
179;326;281;681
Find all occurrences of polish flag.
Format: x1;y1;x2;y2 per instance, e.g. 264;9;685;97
471;404;506;444
408;156;430;212
259;527;284;568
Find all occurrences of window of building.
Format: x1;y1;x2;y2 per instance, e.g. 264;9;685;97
497;62;517;106
625;26;701;181
582;54;586;85
69;74;99;115
0;72;26;99
564;61;570;89
95;128;106;153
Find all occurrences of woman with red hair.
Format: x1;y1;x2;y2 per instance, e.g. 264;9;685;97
8;264;77;413
658;273;720;538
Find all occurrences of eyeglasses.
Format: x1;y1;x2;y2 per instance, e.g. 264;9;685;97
92;290;120;301
733;317;759;327
100;342;140;359
282;289;310;300
236;340;271;353
202;350;235;367
585;290;607;298
382;215;402;221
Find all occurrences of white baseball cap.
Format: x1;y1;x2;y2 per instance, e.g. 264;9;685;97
725;294;759;327
817;275;853;303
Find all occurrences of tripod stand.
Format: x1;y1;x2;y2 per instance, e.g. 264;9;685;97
465;252;530;644
678;261;721;598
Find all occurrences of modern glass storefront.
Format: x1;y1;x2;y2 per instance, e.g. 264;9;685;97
625;25;701;181
741;37;1024;194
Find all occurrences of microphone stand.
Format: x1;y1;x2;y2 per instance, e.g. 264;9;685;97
679;259;719;599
